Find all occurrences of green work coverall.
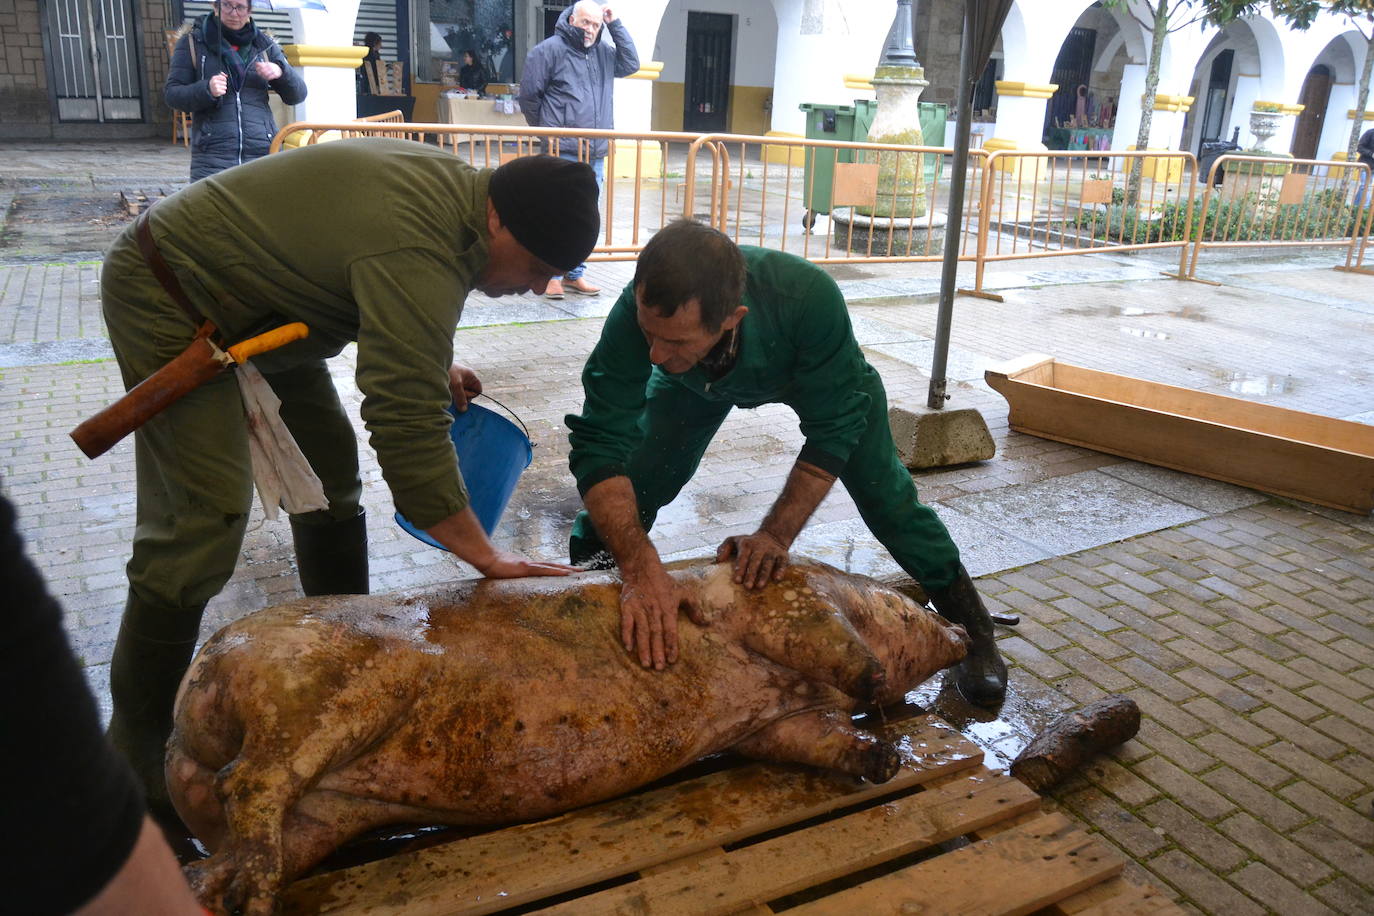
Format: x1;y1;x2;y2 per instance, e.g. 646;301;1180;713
102;137;484;610
565;246;962;590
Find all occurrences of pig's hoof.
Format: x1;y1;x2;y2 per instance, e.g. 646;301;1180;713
185;855;235;913
862;742;902;784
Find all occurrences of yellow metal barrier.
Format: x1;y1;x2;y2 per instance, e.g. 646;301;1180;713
971;148;1198;297
683;133;987;265
1186;153;1374;279
271;122;704;261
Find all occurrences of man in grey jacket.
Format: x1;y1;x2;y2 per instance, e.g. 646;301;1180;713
518;1;639;299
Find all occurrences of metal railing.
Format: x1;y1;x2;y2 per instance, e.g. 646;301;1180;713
1186;154;1374;279
970;149;1198;296
272;122;706;262
682;133;988;264
270;120;1374;285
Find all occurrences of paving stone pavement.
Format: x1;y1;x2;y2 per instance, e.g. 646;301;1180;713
1;141;1371;913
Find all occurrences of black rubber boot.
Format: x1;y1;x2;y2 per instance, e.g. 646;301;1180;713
106;591;205;815
926;564;1009;706
290;510;370;596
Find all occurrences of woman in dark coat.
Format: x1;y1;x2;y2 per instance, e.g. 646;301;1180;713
165;0;307;181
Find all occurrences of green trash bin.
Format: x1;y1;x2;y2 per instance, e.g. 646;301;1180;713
918;101;949;185
798;99;878;227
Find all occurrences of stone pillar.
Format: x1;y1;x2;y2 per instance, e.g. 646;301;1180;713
280;1;362;124
1317;83;1357;160
613;62;664;178
864;65;930;218
987;80;1055;180
1111;63;1146;151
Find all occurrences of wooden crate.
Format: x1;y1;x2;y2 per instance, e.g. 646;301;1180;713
986;353;1374;515
280;713;1182;915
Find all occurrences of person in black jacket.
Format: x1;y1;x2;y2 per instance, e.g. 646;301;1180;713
0;492;202;914
458;50;488;93
1355;126;1374;210
165;0;308;182
357;31;384;95
518;1;639;299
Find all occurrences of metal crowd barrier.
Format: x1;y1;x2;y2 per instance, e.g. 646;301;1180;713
1186;153;1374;279
271;121;1374;283
969;148;1198;297
682;133;988;264
272;122;705;262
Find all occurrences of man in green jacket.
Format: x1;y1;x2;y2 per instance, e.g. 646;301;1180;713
566;220;1008;705
101;137;599;810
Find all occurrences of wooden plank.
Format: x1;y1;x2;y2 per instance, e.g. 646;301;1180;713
281;714;980;915
535;769;1040;915
1067;878;1185;916
787;813;1123;916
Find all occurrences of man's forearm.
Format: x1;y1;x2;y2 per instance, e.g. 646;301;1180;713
759;459;836;546
583;475;659;572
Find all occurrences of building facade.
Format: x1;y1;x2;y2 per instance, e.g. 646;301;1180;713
4;1;1369;160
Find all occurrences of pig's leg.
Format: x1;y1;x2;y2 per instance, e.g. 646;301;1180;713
733;708;901;784
188;663;425;916
741;588;886;703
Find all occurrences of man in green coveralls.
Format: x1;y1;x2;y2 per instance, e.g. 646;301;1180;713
566;220;1008;705
101;137;600;809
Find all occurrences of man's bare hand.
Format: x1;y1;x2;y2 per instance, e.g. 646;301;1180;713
602;4;617;23
208;72;228;98
716;530;790;589
254;60;283;82
474;549;578;578
619;561;696;670
448;363;483;411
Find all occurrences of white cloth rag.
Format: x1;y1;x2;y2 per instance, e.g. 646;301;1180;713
236;362;329;520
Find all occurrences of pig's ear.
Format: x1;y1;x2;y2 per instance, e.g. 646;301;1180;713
742;594;886;704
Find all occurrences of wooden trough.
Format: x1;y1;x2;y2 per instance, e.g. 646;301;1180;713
279;712;1181;915
985;353;1374;515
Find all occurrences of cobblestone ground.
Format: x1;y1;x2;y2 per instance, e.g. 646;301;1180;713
1;141;1370;913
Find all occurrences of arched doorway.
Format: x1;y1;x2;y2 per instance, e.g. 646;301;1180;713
1039;3;1131;151
1291;65;1333;160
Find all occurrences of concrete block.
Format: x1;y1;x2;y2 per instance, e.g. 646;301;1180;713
888;404;995;469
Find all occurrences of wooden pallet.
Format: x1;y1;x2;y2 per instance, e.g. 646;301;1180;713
280;714;1182;915
119;187;181;216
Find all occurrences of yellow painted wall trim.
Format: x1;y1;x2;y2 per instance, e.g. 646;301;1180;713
983;137;1019;152
1151;93;1194;112
762;131;805;167
626;61;664;81
995;80;1057;99
1347;109;1374;119
844;72;875;91
281;45;368;68
1279;103;1305;115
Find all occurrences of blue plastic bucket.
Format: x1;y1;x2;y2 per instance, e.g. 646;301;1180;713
394;399;533;549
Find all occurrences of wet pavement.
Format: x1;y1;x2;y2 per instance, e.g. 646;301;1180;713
2;139;1372;914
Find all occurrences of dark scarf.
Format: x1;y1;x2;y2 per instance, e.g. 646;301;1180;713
202;13;259;91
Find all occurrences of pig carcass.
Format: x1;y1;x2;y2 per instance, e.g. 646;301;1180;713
168;560;968;914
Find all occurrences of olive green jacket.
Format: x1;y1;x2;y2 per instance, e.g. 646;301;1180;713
567;247;877;494
145;137;490;527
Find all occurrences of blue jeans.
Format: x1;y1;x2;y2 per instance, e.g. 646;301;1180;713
1355;167;1371;210
556;152;604;281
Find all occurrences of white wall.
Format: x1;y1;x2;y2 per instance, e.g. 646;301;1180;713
767;0;892;135
654;0;776;86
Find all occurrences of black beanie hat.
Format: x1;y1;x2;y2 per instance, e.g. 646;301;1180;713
488;155;600;272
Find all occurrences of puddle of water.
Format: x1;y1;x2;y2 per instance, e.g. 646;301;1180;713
1062;304;1207;321
1218;371;1293;395
893;673;1075;770
1119;326;1169;341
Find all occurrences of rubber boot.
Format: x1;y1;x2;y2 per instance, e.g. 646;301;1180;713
568;511;618;570
925;564;1009;706
290;510;370;596
106;590;205;816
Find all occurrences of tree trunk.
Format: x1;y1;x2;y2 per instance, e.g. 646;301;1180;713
1009;694;1142;792
1127;0;1170;206
1349;26;1373;161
